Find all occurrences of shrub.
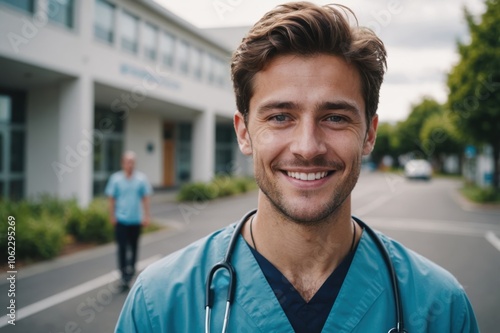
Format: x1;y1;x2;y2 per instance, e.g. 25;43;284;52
212;175;239;197
16;214;66;261
79;205;114;243
461;185;500;203
233;177;257;193
34;194;78;219
1;199;67;261
176;176;257;202
66;199;113;243
65;204;85;237
1;196;161;263
177;182;217;202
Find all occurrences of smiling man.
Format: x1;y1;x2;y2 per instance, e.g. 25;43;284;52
115;2;478;332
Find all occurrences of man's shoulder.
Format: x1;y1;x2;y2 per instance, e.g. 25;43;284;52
378;233;463;290
374;232;478;331
109;171;124;181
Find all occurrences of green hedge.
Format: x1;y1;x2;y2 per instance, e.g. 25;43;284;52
461;185;500;203
16;214;66;260
1;197;75;262
177;176;257;202
176;182;217;202
65;201;113;243
1;196;161;262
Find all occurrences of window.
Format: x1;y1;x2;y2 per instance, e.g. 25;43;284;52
203;53;214;84
94;0;115;44
0;0;34;13
48;0;74;28
0;95;11;124
191;47;202;79
143;23;158;61
176;123;192;183
160;32;175;68
215;58;228;87
0;91;26;200
120;10;139;54
215;124;235;175
93;107;124;196
176;40;190;74
10;130;24;173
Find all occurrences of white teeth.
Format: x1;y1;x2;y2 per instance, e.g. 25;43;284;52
287;171;328;181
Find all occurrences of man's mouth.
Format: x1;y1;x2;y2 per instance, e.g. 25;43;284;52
286;171;330;181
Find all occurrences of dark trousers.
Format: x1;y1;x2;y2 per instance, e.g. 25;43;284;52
115;222;142;283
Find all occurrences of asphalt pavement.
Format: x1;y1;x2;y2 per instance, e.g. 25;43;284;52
1;172;499;332
0;189;259;333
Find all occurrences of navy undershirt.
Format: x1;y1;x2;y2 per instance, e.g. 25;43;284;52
247;242;356;333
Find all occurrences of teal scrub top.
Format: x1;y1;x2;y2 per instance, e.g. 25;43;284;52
115;221;479;332
105;171;152;224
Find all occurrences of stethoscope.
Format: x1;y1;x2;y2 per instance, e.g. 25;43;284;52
205;209;408;333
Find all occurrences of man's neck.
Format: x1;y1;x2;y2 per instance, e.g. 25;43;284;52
243;192;358;301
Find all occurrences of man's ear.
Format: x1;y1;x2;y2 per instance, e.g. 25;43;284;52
362;114;378;156
234;111;252;155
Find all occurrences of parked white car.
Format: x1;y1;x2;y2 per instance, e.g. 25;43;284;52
404;159;432;180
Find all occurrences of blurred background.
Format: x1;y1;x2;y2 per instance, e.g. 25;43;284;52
0;0;497;204
0;0;499;332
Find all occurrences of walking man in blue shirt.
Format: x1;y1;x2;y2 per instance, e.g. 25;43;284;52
105;151;152;290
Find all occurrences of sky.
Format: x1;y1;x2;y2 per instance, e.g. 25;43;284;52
154;0;486;123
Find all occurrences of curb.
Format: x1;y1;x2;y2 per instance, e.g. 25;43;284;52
452;190;500;213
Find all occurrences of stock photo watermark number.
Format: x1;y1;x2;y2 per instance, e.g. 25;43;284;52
6;215;17;325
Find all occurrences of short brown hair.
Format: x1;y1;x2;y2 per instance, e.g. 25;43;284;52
231;1;387;125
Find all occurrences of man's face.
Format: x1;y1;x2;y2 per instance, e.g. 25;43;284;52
122;156;135;175
234;54;378;224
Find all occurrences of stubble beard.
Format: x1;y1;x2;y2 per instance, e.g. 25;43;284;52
254;155;362;226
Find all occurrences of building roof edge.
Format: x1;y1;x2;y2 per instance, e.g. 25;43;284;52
138;0;233;56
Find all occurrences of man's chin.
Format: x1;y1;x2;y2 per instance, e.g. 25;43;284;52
277;204;338;225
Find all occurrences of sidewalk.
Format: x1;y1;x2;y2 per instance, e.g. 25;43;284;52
3;190;257;279
1;189;181;279
150;187;179;204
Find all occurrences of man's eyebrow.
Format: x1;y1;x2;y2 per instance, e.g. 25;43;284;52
318;101;361;114
256;100;362;115
256;101;298;113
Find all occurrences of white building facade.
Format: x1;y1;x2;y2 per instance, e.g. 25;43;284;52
0;0;249;206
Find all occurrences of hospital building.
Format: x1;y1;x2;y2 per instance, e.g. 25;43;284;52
0;0;251;206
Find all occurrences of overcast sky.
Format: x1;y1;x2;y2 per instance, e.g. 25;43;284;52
155;0;485;122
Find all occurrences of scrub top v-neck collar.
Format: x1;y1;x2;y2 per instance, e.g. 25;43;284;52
248;242;357;333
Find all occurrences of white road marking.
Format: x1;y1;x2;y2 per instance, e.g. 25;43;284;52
485;231;500;252
0;255;161;328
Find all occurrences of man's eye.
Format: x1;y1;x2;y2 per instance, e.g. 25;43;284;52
271;114;288;122
326;115;346;123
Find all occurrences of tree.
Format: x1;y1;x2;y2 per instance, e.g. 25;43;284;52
419;112;464;173
447;0;500;188
394;97;445;159
371;122;395;167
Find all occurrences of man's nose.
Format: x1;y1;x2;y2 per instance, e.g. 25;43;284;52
289;119;327;160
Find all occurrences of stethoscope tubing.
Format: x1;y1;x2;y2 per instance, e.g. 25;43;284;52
354;217;407;333
205;210;253;333
205;210;407;333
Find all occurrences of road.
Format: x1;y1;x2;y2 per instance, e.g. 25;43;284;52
1;171;499;332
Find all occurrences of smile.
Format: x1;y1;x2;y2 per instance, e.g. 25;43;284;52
286;171;329;181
